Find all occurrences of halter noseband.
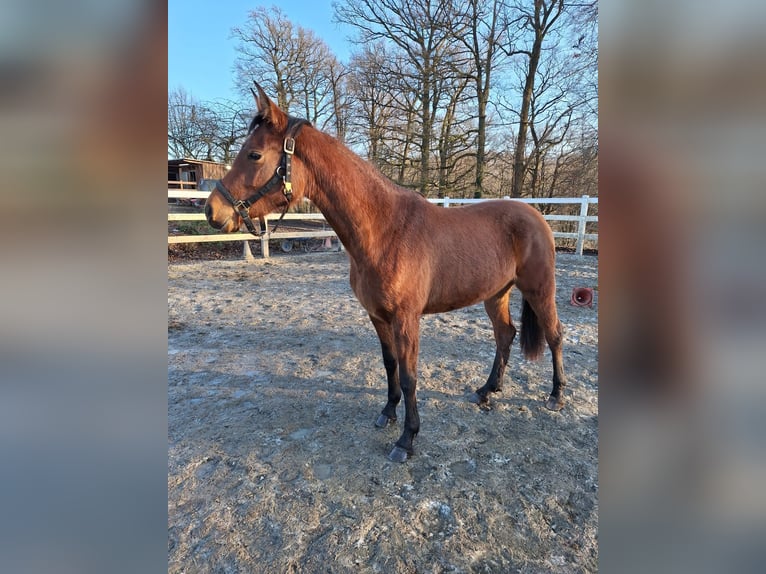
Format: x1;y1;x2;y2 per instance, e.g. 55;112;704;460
215;117;311;236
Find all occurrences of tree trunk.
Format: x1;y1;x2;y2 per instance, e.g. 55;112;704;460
511;0;563;198
419;73;432;196
475;97;486;197
511;43;540;197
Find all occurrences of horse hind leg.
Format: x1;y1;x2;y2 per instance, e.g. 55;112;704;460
522;291;567;411
544;314;567;411
470;290;516;406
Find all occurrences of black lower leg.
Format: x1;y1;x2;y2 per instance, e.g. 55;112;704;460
545;353;567;411
389;373;419;462
371;317;401;427
401;370;420;438
545;329;567;411
474;296;515;406
387;315;420;462
471;348;508;405
376;349;400;426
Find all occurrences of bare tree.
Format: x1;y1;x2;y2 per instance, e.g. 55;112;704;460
346;42;432;189
346;42;399;163
526;41;579;198
502;0;566;198
555;122;598;199
168;87;216;159
215;1;597;201
206;99;251;165
327;58;352;142
168;87;251;164
434;68;475;197
454;0;514;196
526;1;597;201
232;7;299;109
232;6;345;135
335;0;467;195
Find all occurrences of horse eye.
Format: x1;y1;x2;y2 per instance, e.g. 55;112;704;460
247;151;262;161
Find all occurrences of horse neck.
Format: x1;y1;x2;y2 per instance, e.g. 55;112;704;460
299;129;399;262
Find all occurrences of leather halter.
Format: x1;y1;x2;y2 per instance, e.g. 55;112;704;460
215;116;311;236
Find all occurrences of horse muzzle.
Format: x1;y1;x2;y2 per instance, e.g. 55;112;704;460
205;196;240;233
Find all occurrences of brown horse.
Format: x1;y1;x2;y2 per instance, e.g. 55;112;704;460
206;83;567;462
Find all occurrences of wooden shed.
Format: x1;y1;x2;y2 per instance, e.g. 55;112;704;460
168;158;229;189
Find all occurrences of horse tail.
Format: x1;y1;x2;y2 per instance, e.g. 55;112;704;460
520;299;546;361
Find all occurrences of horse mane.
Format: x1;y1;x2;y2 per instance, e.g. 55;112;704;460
300;125;412;203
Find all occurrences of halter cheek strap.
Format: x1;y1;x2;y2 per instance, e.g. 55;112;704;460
215;117;310;237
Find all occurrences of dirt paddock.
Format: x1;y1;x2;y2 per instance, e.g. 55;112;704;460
168;252;598;573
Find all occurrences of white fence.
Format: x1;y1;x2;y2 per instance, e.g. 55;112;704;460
168;190;598;258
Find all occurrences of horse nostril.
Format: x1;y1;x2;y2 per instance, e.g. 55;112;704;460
204;202;224;229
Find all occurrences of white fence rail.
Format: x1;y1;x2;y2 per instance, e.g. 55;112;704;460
168;190;597;258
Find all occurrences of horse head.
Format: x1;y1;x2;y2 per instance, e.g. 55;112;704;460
205;82;310;233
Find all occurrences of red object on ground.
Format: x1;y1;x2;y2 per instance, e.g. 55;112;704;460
571;287;594;308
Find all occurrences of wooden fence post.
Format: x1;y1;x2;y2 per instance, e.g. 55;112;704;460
242;241;255;261
443;196;450;208
576;195;590;256
260;227;270;259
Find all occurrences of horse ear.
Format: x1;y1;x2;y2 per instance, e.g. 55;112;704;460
252;81;287;131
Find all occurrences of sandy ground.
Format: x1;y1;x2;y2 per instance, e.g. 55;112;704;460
168;251;598;573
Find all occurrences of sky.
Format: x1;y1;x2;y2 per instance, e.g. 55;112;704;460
168;0;354;104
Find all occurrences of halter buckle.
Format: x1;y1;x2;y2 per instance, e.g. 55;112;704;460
283;137;296;155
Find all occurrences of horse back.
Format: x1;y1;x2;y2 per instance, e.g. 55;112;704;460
419;199;555;312
348;195;554;317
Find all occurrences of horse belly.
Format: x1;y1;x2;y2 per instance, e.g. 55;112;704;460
424;268;512;314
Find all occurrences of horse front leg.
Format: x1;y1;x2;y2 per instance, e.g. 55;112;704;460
369;315;400;428
388;313;421;463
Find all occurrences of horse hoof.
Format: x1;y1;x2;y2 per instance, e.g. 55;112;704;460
545;396;565;411
375;414;395;428
468;392;488;405
388;445;410;463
